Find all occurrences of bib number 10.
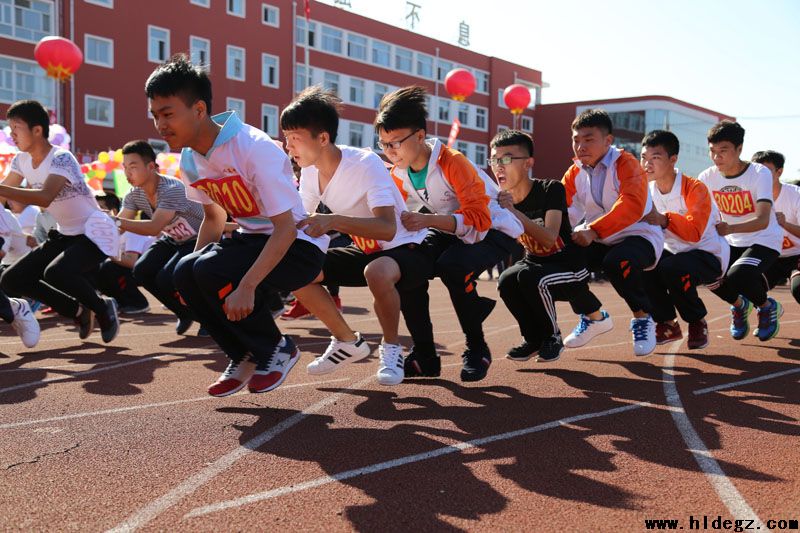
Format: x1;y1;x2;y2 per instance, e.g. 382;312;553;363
191;175;259;218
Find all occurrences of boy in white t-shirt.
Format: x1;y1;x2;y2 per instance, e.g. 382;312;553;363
281;87;430;386
0;100;119;343
751;150;800;305
0;212;40;348
698;121;783;341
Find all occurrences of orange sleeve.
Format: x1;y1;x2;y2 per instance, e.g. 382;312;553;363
438;148;491;232
561;165;580;208
589;154;648;238
666;176;711;243
389;167;409;202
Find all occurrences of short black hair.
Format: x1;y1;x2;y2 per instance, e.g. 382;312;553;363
6;100;50;139
374;86;428;133
571;109;613;135
490;129;534;157
751;150;784;170
280;86;341;142
707;120;744;147
98;191;121;213
122;140;157;164
642;129;680;157
145;54;213;114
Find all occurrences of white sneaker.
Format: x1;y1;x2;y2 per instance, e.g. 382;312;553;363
376;343;404;386
564;310;613;348
631;316;656;357
307;333;371;375
207;356;257;397
10;298;40;348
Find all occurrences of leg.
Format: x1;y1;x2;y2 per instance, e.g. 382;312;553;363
134;239;188;317
644;251;679;324
659;250;721;323
498;261;544;347
763;255;799;291
601;237;657;316
43;235;108;316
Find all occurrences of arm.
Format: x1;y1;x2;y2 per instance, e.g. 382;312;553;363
717;201;771;236
0;174;67;208
589;157;648;239
116;208;177;236
779;218;800;240
194;202;228;250
662;179;711;243
298;206;396;241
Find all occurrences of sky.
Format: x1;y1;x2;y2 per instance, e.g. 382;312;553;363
318;0;800;180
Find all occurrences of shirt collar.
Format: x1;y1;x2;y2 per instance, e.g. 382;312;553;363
203;111;244;158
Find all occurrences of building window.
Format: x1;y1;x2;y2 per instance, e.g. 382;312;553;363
458;104;469;125
226;45;245;81
521;116;533;132
373;83;387;109
85;95;114;127
476;71;489;94
147;26;170;63
372;40;390;67
438;99;450;122
395;47;412;73
437;59;453;81
0;0;53;43
295;64;313;91
497;88;507;109
475;107;487;130
497;124;508;133
261;4;279;27
347;33;367;61
474;145;487;167
189;36;210;70
323;72;339;95
349;122;364;148
321;26;343;54
416;54;433;78
295;18;316;47
84;34;113;68
261;53;279;87
226;0;244;17
348;78;365;105
226;97;245;120
189;0;210;7
0;56;55;108
84;0;113;6
261;103;278;136
456;141;468;155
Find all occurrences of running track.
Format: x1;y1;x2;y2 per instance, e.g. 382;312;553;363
1;281;798;531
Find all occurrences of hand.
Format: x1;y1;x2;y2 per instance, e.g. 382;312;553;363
25;235;38;248
716;221;731;236
400;211;431;231
497;190;514;210
776;211;786;226
643;207;667;228
223;284;255;322
297;213;336;238
571;228;598;247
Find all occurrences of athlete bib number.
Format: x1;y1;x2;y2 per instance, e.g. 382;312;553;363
519;233;564;257
713;190;755;216
163;216;198;242
350;234;382;255
191;175;259;218
783;236;794;250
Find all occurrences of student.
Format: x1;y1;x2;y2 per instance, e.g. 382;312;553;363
751;150;800;305
114;140;205;333
377;86;523;382
282;86;429;386
640;130;729;349
492;130;605;362
561;109;664;356
698;121;783;341
0;214;40;348
146;55;327;397
0;100;119;343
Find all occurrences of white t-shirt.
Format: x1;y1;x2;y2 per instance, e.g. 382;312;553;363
179;111;327;252
0;208;29;265
299;146;426;253
9;147;101;236
698;162;783;251
121;232;157;255
774;183;800;257
14;205;39;234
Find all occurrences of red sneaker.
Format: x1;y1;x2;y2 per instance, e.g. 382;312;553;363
280;299;312;320
332;295;343;312
687;319;709;349
207;358;256;397
655;321;683;345
249;336;301;393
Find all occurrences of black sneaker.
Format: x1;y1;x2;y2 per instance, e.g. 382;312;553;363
119;303;150;315
74;305;95;340
97;297;119;344
506;340;539;362
537;335;564;362
175;315;194;335
404;347;441;378
461;343;492;382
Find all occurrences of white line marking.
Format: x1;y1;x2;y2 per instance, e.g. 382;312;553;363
0;361;119;373
693;367;800;396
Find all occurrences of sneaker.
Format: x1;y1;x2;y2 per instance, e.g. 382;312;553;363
655;321;683;345
207;356;256;397
270;305;285;320
376;343;405;386
74;305;94;340
175;315;194;336
27;300;42;313
10;298;40;348
537;335;564;362
280;299;312;320
461;343;492;382
404;347;441;377
506;340;539;362
332;295;343;312
631;316;656;357
249;336;301;393
564;310;614;348
307;333;371;375
687;319;709;349
755;297;783;342
98;297;120;343
729;296;752;340
119;303;150;315
197;326;210;337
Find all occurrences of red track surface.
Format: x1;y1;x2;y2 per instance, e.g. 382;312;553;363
1;281;798;531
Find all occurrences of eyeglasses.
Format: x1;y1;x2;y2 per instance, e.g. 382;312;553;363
488;155;529;167
377;129;420;151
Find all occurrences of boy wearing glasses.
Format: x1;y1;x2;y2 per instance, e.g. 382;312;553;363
493;130;606;361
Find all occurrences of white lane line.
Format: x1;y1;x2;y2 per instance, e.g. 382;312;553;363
693;367;800;396
184;402;648;519
662;314;769;531
0;378;351;430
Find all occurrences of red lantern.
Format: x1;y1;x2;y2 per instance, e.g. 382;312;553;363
34;36;83;82
444;69;476;102
503;84;532;115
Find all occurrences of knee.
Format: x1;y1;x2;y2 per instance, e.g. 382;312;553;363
132;257;157;285
172;254;198;291
364;258;400;290
155;267;174;293
0;265;21;292
497;269;519;296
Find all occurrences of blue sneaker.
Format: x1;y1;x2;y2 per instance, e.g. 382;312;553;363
729;296;752;340
755;298;783;342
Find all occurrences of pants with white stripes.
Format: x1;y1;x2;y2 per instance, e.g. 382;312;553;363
643;249;723;324
585;236;656;314
764;254;800;304
711;245;779;307
498;257;603;346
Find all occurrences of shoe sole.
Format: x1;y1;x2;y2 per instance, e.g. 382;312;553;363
505;354;534;362
756;302;784;342
208;380;248;398
279;313;312;321
536;346;564;363
101;299;120;343
249;349;300;393
377;374;404;386
688;340;709;350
